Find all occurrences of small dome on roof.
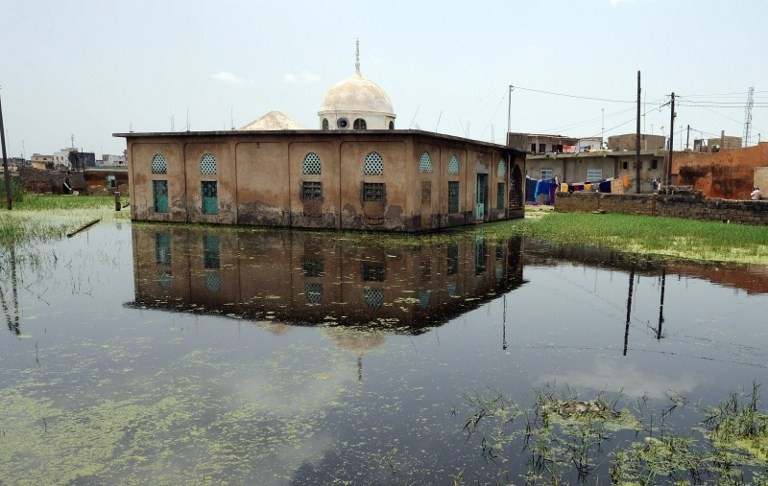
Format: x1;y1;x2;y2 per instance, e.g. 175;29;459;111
240;111;304;130
317;40;396;130
319;73;394;116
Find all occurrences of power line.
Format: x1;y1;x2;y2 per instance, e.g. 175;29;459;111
511;85;636;104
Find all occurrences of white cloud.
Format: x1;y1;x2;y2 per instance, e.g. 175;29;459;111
284;70;321;85
211;71;254;85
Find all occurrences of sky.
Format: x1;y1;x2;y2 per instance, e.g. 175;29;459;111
1;0;766;158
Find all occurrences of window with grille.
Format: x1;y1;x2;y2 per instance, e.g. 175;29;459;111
305;283;323;305
302;181;322;200
363;182;385;201
446;281;458;298
201;181;218;215
302;152;322;175
587;168;603;182
419;152;433;173
419;289;432;310
497;183;506;209
204;272;221;294
497;159;506;177
156;270;172;291
540;169;553;179
321;118;329;130
151;154;167;174
363;152;384;175
353;118;367;130
152;180;169;213
448;155;460;174
448;181;460;213
364;287;383;310
200;153;217;175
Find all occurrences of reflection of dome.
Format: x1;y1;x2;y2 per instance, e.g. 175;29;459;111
326;327;386;383
325;327;386;355
253;320;294;336
317;40;396;131
240;111;305;130
319;73;394;117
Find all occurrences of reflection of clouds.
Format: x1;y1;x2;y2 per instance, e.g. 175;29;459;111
536;356;701;399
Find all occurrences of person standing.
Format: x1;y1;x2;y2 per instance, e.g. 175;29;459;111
63;174;73;194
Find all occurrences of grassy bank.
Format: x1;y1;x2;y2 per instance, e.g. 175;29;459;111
485;212;768;265
0;194;129;247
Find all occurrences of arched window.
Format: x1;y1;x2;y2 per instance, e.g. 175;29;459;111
389;121;395;130
363;152;384;175
303;152;322;175
322;118;329;130
305;283;323;305
200;153;217;175
497;159;506;177
448;155;460;175
151;154;167;174
419;152;433;174
364;287;383;310
353;118;367;130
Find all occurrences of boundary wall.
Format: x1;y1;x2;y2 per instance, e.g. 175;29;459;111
555;190;768;225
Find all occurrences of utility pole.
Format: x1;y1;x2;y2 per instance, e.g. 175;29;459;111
506;85;513;145
635;71;641;193
686;124;690;150
0;90;11;210
666;92;675;186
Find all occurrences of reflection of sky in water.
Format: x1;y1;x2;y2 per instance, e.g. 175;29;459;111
1;224;767;484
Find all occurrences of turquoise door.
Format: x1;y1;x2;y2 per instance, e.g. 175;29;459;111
475;174;488;220
152;180;169;213
201;181;219;215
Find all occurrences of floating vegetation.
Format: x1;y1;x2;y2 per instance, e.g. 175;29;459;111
459;383;768;485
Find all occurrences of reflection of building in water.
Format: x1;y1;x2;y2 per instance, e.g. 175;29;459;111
129;225;526;333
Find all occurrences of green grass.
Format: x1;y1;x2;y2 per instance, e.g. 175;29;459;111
484;212;768;265
0;194;129;248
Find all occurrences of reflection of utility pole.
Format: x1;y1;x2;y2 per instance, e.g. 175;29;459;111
0;245;21;334
502;295;508;350
623;265;635;356
657;266;666;340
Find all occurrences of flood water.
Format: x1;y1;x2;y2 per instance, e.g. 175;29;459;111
1;222;767;484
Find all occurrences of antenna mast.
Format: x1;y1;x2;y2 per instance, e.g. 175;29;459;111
743;86;754;147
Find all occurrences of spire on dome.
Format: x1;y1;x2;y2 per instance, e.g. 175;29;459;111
355;38;360;75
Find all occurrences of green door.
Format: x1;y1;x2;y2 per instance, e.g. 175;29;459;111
475;174;488;220
201;181;219;215
152;180;169;213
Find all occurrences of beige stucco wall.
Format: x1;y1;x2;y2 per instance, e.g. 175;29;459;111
122;130;524;232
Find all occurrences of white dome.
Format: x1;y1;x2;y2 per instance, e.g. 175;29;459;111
240;111;304;130
319;72;394;116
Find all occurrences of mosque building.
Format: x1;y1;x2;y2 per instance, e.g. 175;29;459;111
116;43;525;232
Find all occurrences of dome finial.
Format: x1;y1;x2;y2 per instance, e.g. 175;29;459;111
355;38;360;75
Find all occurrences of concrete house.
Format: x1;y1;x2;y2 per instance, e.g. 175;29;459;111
116;49;525;232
